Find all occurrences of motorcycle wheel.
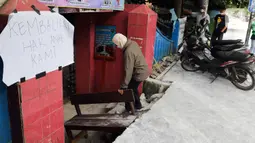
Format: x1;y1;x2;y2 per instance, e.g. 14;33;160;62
180;54;185;62
231;66;255;91
181;58;200;72
180;50;188;62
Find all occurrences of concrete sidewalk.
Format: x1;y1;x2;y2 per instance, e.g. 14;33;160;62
114;64;255;143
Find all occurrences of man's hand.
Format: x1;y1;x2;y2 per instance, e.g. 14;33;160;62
118;89;124;95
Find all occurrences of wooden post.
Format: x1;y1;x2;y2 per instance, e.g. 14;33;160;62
174;0;183;18
7;83;24;143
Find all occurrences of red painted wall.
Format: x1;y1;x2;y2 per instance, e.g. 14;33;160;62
75;4;140;94
75;4;157;94
127;5;157;94
20;70;64;143
0;0;63;140
128;5;158;74
0;5;64;142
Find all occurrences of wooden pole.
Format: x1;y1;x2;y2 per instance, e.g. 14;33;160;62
174;0;183;17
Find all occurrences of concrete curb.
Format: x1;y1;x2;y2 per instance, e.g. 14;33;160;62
156;60;178;81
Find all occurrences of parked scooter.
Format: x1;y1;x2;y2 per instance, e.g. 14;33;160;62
178;17;211;61
180;19;255;91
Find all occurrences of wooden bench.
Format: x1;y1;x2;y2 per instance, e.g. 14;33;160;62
65;90;137;143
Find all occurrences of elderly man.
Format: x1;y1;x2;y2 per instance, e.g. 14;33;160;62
112;33;149;111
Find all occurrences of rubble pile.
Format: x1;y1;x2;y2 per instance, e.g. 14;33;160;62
150;55;178;79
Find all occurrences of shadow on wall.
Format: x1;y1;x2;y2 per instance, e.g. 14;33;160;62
0;56;12;143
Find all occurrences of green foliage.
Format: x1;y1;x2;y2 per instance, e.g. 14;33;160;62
209;0;249;9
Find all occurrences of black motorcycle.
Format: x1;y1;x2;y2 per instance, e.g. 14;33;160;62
178;18;211;61
180;20;255;91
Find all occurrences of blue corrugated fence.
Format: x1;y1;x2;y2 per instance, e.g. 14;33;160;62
154;28;174;62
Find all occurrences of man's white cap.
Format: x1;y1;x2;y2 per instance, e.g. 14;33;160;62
112;33;128;49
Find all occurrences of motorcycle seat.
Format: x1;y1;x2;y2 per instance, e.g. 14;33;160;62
212;39;242;46
213;43;244;51
211;48;250;62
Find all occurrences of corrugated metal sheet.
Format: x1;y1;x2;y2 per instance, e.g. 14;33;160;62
154;28;173;62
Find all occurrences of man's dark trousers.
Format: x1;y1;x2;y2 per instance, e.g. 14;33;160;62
125;79;142;111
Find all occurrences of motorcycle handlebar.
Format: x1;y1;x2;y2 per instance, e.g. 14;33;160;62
184;22;210;40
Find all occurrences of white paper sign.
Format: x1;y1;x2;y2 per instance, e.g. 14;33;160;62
0;11;74;86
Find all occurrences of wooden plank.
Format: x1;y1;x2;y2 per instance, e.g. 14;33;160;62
74;105;81;116
71;90;135;105
71;114;137;120
65;118;135;132
65;125;126;133
65;118;135;127
7;83;24;143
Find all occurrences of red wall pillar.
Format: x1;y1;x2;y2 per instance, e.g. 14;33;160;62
0;3;64;140
8;70;64;143
127;5;157;94
127;5;157;74
75;14;96;94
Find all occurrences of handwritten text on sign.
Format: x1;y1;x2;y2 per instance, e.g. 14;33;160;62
0;12;74;86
